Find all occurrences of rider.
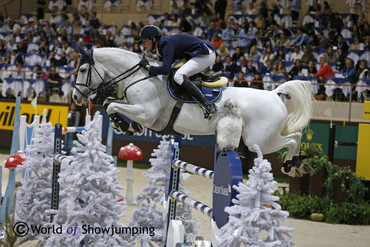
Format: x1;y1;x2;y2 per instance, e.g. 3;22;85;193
138;25;217;118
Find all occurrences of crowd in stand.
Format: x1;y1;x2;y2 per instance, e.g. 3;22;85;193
0;0;369;102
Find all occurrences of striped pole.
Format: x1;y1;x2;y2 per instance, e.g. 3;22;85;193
54;154;73;166
52;126;85;133
169;191;213;218
172;160;214;180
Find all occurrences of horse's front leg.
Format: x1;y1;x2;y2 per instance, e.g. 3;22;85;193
103;100;143;135
105;101;159;133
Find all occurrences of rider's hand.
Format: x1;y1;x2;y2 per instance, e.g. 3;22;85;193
139;58;150;70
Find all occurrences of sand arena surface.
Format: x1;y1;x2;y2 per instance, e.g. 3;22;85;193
0;154;368;247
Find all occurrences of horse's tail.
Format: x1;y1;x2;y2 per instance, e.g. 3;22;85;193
274;80;313;135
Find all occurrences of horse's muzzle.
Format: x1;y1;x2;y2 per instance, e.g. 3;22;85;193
72;90;85;106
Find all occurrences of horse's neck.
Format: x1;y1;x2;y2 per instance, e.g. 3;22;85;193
95;48;168;98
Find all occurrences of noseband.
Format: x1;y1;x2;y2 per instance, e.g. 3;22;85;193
74;50;154;101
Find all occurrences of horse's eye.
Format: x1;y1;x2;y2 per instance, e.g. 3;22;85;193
80;67;86;73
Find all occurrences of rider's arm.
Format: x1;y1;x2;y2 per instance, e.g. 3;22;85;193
148;43;175;76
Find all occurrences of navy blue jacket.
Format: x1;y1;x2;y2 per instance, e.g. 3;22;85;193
148;34;215;76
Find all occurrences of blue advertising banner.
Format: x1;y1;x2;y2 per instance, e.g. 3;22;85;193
97;109;216;147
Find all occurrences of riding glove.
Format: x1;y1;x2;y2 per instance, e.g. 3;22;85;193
139;58;150;70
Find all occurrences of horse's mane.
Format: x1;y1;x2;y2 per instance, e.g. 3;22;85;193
94;47;159;64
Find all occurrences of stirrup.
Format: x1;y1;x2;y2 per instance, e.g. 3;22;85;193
202;101;217;119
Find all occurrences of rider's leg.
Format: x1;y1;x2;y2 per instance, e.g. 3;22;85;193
174;48;217;118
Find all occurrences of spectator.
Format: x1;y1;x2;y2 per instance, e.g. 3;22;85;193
301;45;315;65
250;72;263;89
323;46;337;63
273;60;287;77
211;55;224;73
307;60;318;75
45;65;62;100
312;57;334;100
365;35;370;51
276;33;290;48
89;11;100;29
234;2;245;15
231;47;243;62
55;51;68;66
290;0;301;21
261;59;273;74
335;48;347;71
259;0;268;18
182;2;192;16
179;15;192;33
336;35;349;54
170;15;180;27
246;2;258;15
245;59;257;75
255;14;265;30
341;58;356;84
12;63;25;80
64;102;81;155
238;23;250;53
221;22;234;47
249;31;265;49
321;1;332;18
46;51;57;66
290;27;310;46
83;30;93;46
17;38;28;54
260;46;275;67
205;21;219;40
274;47;286;61
356;60;370;82
349;35;362;51
10;49;24;65
224;55;238;78
200;12;211;27
211;33;223;48
289;59;303;79
290;46;304;61
0;39;7;56
33;64;48;82
217;44;230;59
233;71;247;87
170;2;182;15
246;45;260;63
50;39;62;55
237;55;248;73
36;0;47;20
215;0;227;21
213;12;225;30
315;31;330;50
308;0;321;13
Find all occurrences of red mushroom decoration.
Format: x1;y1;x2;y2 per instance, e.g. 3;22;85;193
118;143;143;204
119;143;143;161
5;151;27;168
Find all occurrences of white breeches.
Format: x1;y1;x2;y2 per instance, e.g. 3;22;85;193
174;47;216;85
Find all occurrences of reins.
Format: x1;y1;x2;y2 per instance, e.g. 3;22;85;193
75;55;155;101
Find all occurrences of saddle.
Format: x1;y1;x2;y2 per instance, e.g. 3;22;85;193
168;59;228;103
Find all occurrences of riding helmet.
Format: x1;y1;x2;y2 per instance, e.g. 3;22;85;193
139;25;161;42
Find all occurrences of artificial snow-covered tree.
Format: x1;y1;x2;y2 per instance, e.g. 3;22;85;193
16;110;54;241
130;137;200;246
219;144;294;247
41;112;133;247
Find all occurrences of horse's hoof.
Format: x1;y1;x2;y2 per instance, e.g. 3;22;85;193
129;122;143;133
124;130;134;136
281;161;303;177
298;163;314;174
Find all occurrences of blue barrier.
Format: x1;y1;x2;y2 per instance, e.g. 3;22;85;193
164;136;243;246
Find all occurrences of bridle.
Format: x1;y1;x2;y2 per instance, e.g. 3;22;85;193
74;50;154;101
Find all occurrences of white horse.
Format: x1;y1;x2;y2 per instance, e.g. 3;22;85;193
72;47;313;177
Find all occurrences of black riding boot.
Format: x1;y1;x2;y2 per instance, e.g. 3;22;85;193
181;75;217;119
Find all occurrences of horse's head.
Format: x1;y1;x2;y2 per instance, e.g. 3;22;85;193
72;47;105;105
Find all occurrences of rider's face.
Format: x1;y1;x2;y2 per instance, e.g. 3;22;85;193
142;38;153;52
